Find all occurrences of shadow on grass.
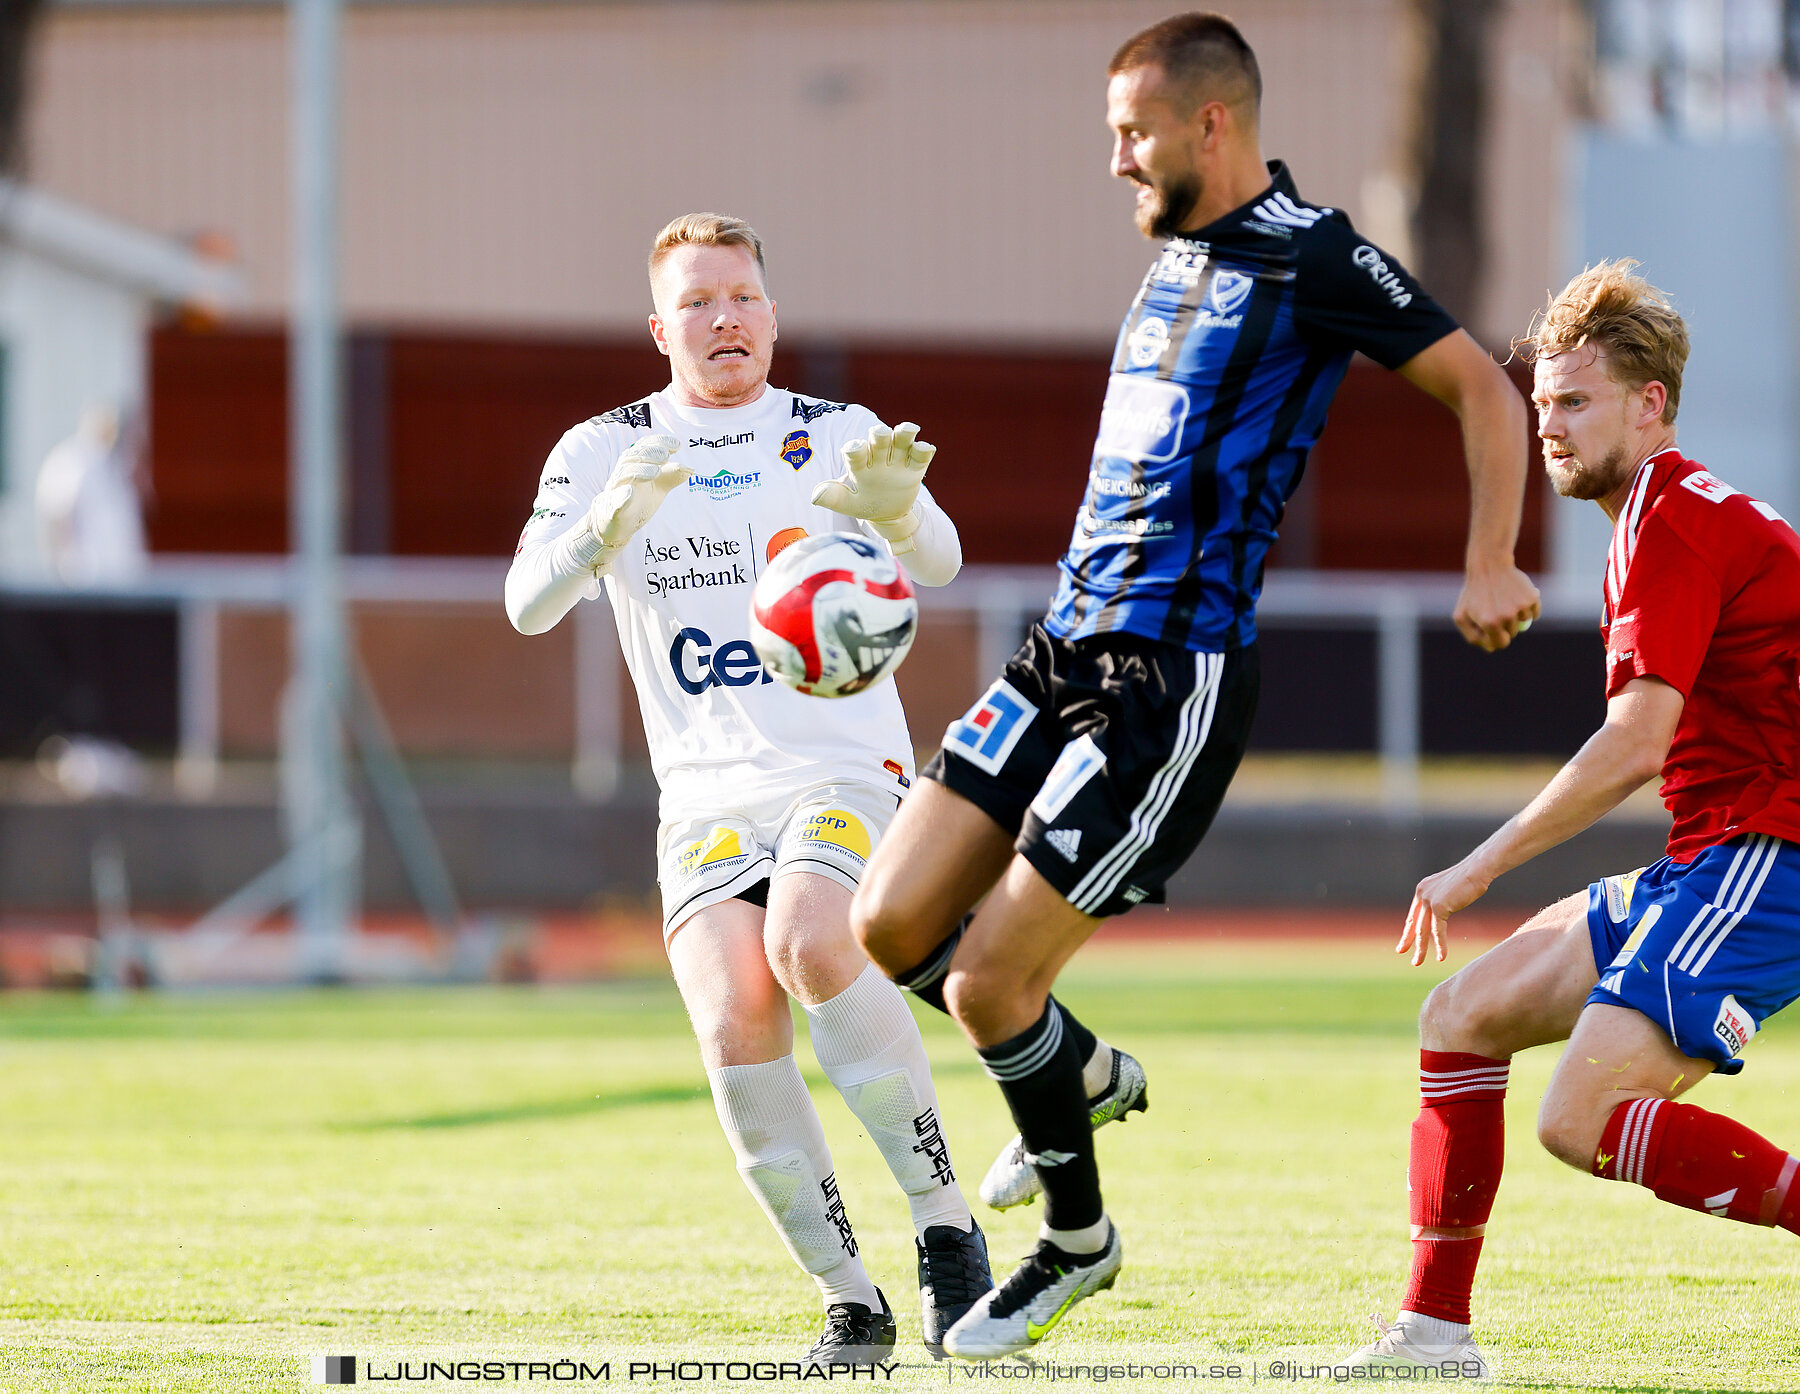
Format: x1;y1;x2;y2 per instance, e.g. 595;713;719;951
348;1083;707;1130
346;1058;988;1131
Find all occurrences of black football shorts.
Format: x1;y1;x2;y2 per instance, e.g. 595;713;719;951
923;621;1258;918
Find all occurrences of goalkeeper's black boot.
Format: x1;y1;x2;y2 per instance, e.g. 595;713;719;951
916;1221;993;1359
805;1288;896;1364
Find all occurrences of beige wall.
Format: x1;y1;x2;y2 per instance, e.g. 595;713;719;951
24;0;1574;347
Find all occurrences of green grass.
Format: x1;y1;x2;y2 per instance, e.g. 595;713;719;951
1;940;1798;1391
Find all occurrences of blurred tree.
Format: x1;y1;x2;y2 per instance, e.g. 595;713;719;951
0;0;44;174
1407;0;1500;329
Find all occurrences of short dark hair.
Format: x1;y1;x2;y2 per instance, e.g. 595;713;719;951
1109;12;1261;118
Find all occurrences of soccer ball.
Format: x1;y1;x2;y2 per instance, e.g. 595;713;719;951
750;532;918;697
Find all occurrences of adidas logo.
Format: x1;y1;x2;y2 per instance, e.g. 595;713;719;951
1046;828;1082;862
1250;191;1328;229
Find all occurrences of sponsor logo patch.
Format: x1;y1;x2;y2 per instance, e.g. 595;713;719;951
795;809;871;864
1680;471;1739;503
689;432;754;449
765;525;808;561
792;397;848;423
595;403;653;429
1603;867;1645;923
668;627;774;694
1126;316;1169;368
1031;735;1106;824
1150;239;1207;287
676;827;748;880
820;1174;857;1255
1095;374;1188;464
779;429;813;468
689;468;762;500
912;1108;955;1187
945;679;1037;776
1353;244;1414;307
1714;994;1758;1056
883;757;912;789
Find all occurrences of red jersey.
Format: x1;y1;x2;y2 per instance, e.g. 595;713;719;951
1602;449;1800;860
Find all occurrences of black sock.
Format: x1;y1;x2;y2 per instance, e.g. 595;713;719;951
895;918;1102;1071
1056;999;1097;1073
976;1001;1103;1231
892;916;968;1014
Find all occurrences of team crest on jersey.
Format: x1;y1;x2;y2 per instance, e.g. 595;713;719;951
945;679;1037;775
1208;270;1253;316
780;429;813;469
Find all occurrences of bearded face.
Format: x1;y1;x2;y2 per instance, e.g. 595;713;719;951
1131;166;1203;239
1544;438;1634;501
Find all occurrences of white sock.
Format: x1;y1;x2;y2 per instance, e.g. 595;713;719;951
805;963;975;1238
1042;1215;1111;1255
1081;1040;1114;1098
1397;1310;1470;1346
707;1057;880;1308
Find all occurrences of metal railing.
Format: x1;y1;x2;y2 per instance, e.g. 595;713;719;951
0;557;1601;812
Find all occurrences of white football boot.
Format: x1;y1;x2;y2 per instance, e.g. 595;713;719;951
1350;1315;1490;1379
941;1226;1122;1360
978;1049;1147;1210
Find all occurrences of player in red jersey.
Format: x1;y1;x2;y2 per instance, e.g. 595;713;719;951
1353;260;1800;1376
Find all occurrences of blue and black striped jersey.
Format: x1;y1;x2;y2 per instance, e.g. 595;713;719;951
1047;162;1459;652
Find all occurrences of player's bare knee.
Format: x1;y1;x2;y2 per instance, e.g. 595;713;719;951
941;965;1001;1039
1535;1096;1599;1171
847;879;906;974
1419;971;1497;1055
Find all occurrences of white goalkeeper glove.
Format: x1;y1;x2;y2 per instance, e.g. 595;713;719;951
810;422;935;555
561;434;689;574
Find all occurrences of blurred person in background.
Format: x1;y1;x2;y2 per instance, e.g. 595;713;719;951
35;403;147;585
850;10;1540;1360
505;213;991;1362
1360;261;1800;1377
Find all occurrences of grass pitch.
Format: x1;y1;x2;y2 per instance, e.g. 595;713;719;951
1;935;1797;1393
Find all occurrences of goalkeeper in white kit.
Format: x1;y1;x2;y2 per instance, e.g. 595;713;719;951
504;213;987;1360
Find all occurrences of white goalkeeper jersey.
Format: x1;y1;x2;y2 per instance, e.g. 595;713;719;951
506;385;960;822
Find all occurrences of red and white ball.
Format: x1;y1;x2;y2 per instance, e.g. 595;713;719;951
750;532;917;697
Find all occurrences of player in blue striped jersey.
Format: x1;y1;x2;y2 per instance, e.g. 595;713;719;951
850;13;1541;1359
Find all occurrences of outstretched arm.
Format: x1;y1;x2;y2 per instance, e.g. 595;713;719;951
1398;677;1683;965
1398;330;1542;651
504;433;689;635
814;422;961;586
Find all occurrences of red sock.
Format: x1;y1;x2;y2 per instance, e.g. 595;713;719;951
1595;1098;1800;1229
1400;1051;1509;1325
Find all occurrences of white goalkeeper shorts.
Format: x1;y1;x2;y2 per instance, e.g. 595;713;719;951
657;780;903;937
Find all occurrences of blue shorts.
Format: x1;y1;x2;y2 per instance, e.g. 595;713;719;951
1587;834;1800;1074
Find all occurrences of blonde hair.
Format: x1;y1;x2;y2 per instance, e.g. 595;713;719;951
1523;259;1688;424
648;212;767;286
